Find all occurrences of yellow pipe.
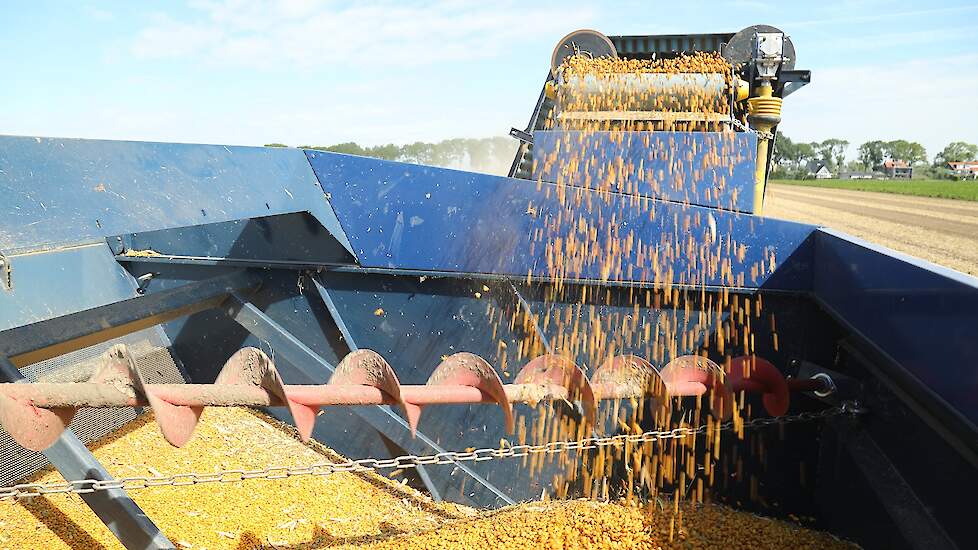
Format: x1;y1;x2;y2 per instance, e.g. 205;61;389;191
747;84;783;215
752;138;770;214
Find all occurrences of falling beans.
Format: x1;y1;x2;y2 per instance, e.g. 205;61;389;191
494;48;782;534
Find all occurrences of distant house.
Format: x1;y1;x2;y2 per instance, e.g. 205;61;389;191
806;161;832;179
883;159;912;179
837;171;875;180
947;161;978;180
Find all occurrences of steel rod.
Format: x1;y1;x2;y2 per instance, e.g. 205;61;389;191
0;377;815;410
0;382;596;408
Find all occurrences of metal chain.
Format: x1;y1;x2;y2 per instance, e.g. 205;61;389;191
726;117;774;140
0;402;862;500
727;117;751;133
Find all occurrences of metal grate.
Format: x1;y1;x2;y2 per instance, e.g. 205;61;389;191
0;329;185;485
609;33;734;58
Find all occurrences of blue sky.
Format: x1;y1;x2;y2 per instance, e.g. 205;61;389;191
1;1;976;161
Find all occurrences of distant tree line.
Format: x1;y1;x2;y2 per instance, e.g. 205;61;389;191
269;134;976;181
772;133;977;179
934;141;978;166
266;137;516;174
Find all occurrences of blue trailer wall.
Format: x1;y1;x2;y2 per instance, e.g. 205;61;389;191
0;136;352;255
814;228;978;430
532;131;758;213
305;149;812;290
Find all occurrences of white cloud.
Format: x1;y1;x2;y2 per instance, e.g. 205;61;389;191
778;54;978;160
84;5;114;21
37;1;976;155
133;13;219;58
784;4;978;28
131;0;595;69
819;26;975;55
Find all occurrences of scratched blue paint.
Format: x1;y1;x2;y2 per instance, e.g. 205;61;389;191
0;136;352;254
306;149;815;290
532;131;758;213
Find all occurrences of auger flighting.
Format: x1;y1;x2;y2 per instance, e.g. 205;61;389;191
0;344;833;452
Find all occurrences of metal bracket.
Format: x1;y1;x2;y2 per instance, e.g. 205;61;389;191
509;128;533;144
752;31;785;82
135;273;154;295
793;360;860;402
0;251;11;291
779;69;811;97
508;71;552;178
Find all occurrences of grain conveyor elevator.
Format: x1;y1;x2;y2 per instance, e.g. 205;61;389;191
0;24;975;550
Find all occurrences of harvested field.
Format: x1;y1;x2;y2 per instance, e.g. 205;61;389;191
765;183;978;276
0;407;855;549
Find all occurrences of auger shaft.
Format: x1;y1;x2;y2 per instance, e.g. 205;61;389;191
0;381;710;409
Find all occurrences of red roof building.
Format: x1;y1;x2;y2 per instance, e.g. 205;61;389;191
948;161;978;179
882;159;912;179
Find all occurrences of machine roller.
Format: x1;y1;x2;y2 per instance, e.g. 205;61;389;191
546;30;747;124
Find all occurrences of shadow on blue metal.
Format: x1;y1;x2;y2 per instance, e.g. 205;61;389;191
112;212;355;268
0;269;259;369
310;277;442;502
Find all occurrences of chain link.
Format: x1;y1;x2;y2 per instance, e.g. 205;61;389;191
0;403;860;500
725;117;775;140
727;117;750;133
